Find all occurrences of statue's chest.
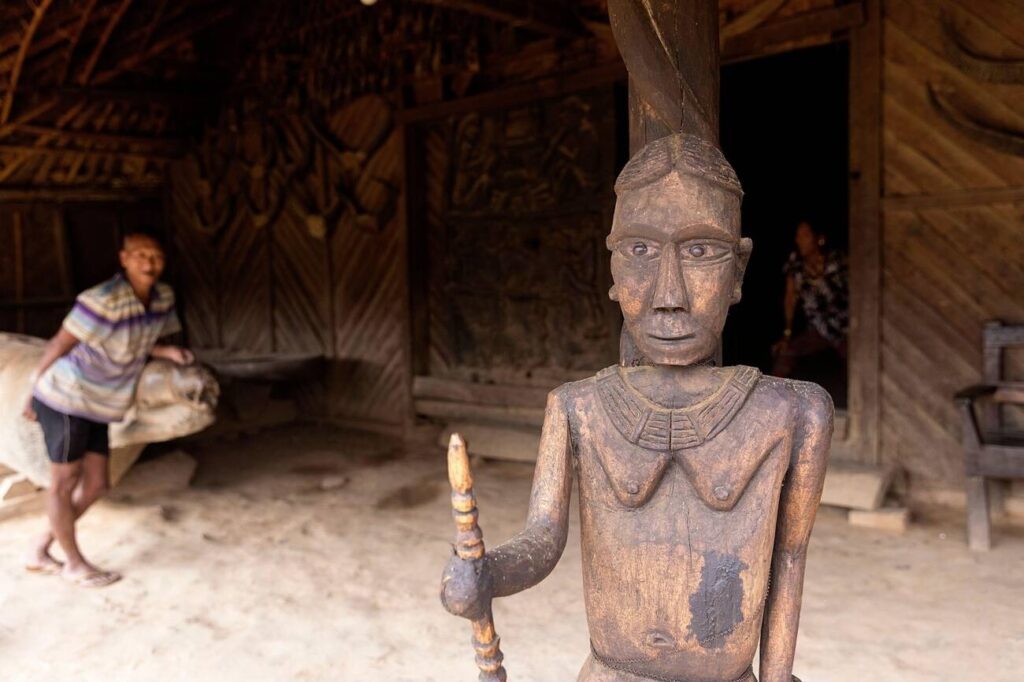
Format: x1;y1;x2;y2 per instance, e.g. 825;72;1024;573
572;377;791;513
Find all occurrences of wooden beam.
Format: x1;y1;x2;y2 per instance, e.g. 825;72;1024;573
21;86;212;105
12;123;183;151
610;0;720;147
720;0;788;41
0;0;56;124
882;186;1024;211
0;186;160;202
92;6;235;85
397;61;627;124
78;0;135;85
59;0;100;85
408;0;583;38
722;3;865;62
846;0;882;466
0;143;178;161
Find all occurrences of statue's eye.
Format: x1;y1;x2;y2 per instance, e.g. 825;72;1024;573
631;242;648;256
680;240;733;263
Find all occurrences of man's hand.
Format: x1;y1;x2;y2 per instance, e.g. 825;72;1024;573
22;398;37;421
153;345;196;365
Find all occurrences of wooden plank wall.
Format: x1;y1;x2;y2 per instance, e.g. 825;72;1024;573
168;96;408;429
0;200;163;338
880;0;1024;484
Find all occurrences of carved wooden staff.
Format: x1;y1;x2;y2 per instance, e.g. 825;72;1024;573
446;433;508;682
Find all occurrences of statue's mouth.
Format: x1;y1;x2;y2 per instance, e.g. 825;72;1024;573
648;333;695;342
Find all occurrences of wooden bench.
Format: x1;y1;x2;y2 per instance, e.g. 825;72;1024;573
955;322;1024;550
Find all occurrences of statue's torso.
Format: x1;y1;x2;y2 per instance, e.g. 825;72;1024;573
562;366;801;682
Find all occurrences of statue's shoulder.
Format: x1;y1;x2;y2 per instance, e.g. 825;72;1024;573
754;375;835;447
547;365;616;409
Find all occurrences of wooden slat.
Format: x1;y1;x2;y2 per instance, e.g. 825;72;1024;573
397;62;627;124
722;3;865;61
413;375;551;407
415;399;545;427
883;186;1024;210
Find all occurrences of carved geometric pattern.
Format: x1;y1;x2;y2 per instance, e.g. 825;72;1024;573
596;365;761;452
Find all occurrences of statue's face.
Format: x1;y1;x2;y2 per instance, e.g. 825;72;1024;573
608;172;750;366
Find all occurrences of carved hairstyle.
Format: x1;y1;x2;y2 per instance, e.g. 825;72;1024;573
614;133;743;197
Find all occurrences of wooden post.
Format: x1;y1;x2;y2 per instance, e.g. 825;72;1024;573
13;210;25;333
847;0;883;465
608;0;721;154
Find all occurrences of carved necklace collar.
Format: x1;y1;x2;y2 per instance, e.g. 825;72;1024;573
596;365;761;452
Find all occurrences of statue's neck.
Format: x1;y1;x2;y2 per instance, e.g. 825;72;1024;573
620;362;731;409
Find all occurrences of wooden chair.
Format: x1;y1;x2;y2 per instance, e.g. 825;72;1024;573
955;321;1024;550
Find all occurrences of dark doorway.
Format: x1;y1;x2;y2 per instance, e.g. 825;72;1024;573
720;42;850;408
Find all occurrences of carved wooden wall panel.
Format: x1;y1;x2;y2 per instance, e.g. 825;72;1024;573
169;95;406;426
423;88;620;384
880;0;1024;484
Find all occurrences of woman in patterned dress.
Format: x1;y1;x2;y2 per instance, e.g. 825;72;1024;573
771;220;848;378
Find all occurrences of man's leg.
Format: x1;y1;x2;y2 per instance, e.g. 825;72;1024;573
29;452;110;567
46;461;86;570
51;453;119;587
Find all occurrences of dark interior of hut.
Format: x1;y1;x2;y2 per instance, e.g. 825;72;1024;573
721;41;850;407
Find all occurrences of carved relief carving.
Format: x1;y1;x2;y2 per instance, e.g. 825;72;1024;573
436;89;618;376
184;90;399;239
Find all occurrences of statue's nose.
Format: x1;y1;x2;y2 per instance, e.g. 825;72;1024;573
651;246;689;312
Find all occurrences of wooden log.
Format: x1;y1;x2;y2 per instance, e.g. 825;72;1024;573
848;506;910;533
413;376;551;408
820;460;894;511
966;475;992;551
416;399;545;428
439;423;541;463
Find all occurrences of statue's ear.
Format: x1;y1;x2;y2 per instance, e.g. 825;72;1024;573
731;237;753;304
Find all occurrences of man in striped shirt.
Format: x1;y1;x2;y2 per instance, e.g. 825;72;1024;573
22;232;194;588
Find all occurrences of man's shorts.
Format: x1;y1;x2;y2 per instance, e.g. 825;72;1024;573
31;398;110;464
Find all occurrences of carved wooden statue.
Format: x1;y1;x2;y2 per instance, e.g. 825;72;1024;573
441;132;832;682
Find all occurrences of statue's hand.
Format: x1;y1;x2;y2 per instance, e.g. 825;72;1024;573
440;551;492;621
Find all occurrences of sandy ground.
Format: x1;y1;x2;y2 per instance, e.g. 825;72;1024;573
1;424;1022;682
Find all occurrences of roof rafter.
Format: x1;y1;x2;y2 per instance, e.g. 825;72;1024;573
91;5;235;85
409;0;583;38
59;0;100;85
77;0;134;85
1;0;56;125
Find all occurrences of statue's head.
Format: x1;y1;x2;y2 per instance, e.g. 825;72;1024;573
608;133;752;366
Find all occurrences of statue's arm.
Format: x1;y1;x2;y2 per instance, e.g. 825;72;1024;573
485;388;574;598
759;385;833;682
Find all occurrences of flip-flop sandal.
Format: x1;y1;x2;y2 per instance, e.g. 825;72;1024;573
24;559;64;575
65;570;122;588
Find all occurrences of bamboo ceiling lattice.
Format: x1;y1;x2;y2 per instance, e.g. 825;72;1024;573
0;0;234;190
